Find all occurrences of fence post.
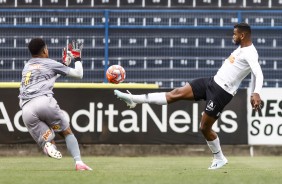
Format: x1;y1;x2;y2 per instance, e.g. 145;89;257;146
103;10;109;83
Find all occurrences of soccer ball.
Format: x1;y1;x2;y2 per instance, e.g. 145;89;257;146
106;65;126;84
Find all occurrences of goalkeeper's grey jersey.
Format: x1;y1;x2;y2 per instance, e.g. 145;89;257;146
19;58;70;101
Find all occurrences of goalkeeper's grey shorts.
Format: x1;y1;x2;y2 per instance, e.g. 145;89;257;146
21;94;69;148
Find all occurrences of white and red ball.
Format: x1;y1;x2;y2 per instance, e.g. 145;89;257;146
106;65;126;84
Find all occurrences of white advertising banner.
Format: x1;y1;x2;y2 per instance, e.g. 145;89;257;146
248;88;282;145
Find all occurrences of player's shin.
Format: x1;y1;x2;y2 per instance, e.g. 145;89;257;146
132;92;167;105
65;134;82;162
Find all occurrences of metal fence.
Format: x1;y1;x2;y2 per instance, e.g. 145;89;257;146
1;9;282;88
1;0;282;9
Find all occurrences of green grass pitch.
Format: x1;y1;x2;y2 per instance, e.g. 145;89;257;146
0;156;281;184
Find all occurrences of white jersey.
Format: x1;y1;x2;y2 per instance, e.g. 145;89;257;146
214;44;264;96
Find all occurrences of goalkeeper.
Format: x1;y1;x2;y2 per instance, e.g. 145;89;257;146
18;38;92;171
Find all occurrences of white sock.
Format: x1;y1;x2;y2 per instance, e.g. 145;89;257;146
76;161;84;164
206;137;225;159
131;92;167;105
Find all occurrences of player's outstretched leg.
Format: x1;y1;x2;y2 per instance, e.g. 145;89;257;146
114;90;137;108
44;142;62;159
114;89;168;108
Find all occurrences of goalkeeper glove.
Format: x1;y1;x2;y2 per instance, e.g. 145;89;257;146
68;40;83;61
62;47;72;66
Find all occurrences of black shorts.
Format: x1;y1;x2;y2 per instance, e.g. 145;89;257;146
189;77;233;118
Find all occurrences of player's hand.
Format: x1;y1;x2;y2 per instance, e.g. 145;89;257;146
68;40;83;60
62;47;72;66
250;93;262;111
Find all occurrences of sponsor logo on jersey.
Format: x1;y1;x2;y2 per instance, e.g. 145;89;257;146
228;56;235;63
206;100;216;111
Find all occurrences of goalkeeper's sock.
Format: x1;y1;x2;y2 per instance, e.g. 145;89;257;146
65;134;82;162
206;137;225;159
131;92;167;105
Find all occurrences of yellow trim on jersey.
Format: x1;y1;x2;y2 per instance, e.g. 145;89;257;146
0;82;159;89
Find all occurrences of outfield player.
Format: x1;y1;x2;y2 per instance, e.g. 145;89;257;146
18;38;92;171
114;23;264;169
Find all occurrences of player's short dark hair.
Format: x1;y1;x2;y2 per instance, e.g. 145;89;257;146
28;38;46;55
234;22;251;34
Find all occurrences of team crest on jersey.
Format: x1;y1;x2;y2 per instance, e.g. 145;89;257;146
52;125;61;131
206;100;216;111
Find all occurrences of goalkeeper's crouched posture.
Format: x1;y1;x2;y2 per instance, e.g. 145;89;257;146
18;38;92;171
